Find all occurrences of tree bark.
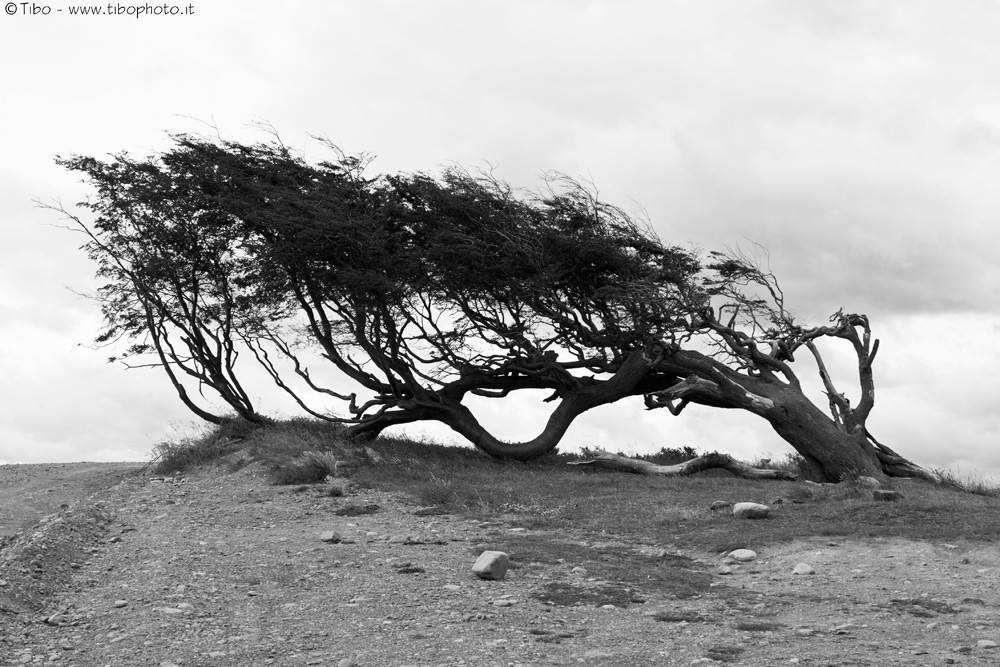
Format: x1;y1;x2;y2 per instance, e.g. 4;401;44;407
569;450;797;480
440;349;655;460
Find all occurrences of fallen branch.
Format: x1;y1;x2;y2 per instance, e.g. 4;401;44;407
569;449;797;480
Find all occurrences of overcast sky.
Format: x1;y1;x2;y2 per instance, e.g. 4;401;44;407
2;1;998;479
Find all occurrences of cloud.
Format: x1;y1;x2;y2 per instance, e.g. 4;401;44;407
1;0;998;471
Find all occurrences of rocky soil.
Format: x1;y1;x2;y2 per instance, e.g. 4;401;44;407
2;462;1000;666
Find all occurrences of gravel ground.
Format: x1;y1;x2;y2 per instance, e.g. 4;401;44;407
2;463;1000;666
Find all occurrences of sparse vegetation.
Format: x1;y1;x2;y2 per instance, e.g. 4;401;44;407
150;420;1000;555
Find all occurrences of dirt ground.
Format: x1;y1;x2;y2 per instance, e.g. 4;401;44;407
1;461;999;666
0;463;145;539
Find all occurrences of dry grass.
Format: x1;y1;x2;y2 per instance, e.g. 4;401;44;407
155;419;1000;556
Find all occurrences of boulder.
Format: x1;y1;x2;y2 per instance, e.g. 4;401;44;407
732;502;770;519
472;551;510;580
728;549;757;562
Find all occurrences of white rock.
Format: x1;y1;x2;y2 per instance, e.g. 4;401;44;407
728;549;757;562
320;531;343;543
792;563;816;575
856;476;881;488
733;502;770;519
473;551;510;580
978;640;998;649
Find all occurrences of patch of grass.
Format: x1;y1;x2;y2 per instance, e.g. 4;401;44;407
533;582;642;608
734;620;785;632
528;628;586;643
333;503;380;516
151;418;260;474
651;610;714;623
151;419;1000;551
268;450;342;485
889;598;960;617
704;645;745;662
480;534;713;599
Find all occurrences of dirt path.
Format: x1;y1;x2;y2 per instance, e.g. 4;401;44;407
0;463;144;538
1;463;999;666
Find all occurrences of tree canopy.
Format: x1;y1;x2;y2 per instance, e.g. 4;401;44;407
51;135;942;483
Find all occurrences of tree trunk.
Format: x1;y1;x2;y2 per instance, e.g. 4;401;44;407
759;383;887;482
569;450;797;480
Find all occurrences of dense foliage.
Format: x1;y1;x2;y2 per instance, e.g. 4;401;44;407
53;135;936;481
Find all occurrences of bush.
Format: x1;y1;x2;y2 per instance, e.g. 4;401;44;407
151;418;259;474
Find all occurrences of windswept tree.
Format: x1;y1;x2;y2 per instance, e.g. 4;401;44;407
54;135;941;483
50;150;278;425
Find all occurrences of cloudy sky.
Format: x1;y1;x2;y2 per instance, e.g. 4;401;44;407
2;1;998;478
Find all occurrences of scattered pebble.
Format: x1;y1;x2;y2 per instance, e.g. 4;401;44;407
792;563;816;576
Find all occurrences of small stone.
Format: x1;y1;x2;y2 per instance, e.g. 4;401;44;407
338;660;358;667
155;607;185;615
792;563;816;575
717;565;734;575
710;500;731;511
113;599;128;608
856;476;881;488
571;566;587;575
728;549;757;562
733;502;770;519
978;640;998;649
443;584;461;591
795;627;815;636
874;490;904;501
388;534;410;544
472;551;510;580
493;598;516;607
320;531;343;543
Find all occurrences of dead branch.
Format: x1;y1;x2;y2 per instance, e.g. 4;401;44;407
569;449;797;480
